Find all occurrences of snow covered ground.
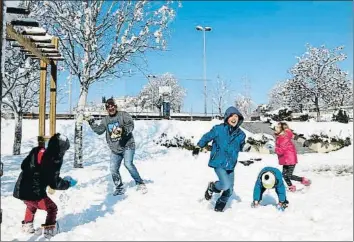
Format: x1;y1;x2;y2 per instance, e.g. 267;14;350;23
1;119;353;241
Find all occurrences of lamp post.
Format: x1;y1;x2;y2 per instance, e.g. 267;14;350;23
196;25;212;116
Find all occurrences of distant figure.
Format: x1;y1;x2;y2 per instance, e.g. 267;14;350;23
85;98;147;196
192;106;247;212
273;122;311;192
251;166;289;211
13;134;77;238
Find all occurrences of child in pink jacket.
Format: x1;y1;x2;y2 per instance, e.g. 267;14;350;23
274;122;311;192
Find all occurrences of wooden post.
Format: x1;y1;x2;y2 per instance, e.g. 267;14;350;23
39;60;47;140
49;37;58;137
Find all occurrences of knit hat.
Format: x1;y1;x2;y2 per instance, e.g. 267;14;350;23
105;98;116;108
261;171;276;189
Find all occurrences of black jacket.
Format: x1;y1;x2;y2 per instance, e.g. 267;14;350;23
13;135;70;201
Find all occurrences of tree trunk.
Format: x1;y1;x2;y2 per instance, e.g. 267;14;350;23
13;111;23;155
74;86;89;168
315;97;321;121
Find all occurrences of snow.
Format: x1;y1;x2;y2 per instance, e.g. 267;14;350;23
1;119;353;240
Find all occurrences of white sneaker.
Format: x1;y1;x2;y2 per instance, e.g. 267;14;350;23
41;222;59;238
21;221;35;233
136;184;148;194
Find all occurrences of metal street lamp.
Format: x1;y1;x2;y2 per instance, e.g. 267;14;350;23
196;25;212;116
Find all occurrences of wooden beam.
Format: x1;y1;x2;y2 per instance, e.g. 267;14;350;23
11;18;39;27
36;43;56;49
39;61;47;138
6;24;51;64
23;32;47;36
6;7;30;15
49;37;58;137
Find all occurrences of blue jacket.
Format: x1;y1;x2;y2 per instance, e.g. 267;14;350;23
197;106;246;171
253;166;287;203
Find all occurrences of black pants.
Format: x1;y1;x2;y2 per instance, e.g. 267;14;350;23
282;165;302;186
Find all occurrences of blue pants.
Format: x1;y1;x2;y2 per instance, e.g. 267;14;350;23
110;149;144;189
214;168;235;203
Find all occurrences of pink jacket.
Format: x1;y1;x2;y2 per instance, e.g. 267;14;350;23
275;129;298;166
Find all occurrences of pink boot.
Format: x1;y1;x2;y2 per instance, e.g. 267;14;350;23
288;185;296;192
301;177;311;186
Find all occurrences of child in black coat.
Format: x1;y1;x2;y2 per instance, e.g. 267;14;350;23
13;134;77;238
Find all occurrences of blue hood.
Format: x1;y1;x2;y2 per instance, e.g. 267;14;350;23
224;106;244;130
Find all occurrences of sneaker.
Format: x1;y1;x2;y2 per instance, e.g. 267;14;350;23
214;199;227;212
21;221;35;233
113;187;125;196
288;185;296;192
205;182;220;200
301;177;311;186
41;222;59;239
136;184;148;194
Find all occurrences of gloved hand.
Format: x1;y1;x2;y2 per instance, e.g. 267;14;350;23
63;176;78;187
276;202;288;211
192;146;200;156
251;201;259;208
83;114;95;125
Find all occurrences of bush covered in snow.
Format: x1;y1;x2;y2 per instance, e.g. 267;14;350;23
247;133;274;148
154;133;211;151
303;133;351;151
332;109;349;123
264;107;293;122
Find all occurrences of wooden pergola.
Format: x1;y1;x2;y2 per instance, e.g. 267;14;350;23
4;6;64;143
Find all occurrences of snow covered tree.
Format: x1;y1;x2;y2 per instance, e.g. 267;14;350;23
137;73;186;112
268;79;308;112
234;94;256;120
234;76;255;120
211;75;233;117
28;1;180;167
2;46;40;155
325;76;353;108
287;44;348;120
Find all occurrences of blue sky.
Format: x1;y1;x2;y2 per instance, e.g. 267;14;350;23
57;1;353;114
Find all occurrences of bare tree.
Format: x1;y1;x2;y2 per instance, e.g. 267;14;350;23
2;46;40;155
211;75;233;117
29;1;180;167
234;76;255;120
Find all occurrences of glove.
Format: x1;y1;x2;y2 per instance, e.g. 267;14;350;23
63;176;78;187
276;202;288;211
251;201;259;208
192;146;200;156
83;114;95;125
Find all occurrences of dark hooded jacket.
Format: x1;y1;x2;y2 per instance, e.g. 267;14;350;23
13;133;71;201
197;106;246;170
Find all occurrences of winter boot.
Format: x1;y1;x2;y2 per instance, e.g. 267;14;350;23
41;222;59;239
301;177;311;186
288;185;296;192
205;182;220;201
21;221;35;233
113;187;125;196
136;183;148;194
214;199;227;212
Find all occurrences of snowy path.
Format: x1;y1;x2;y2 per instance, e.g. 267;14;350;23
1;120;353;241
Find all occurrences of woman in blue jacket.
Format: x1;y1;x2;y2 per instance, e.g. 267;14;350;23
251;166;289;211
192;106;246;212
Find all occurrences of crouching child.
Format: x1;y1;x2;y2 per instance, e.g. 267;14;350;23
13;134;77;238
251;166;289;211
